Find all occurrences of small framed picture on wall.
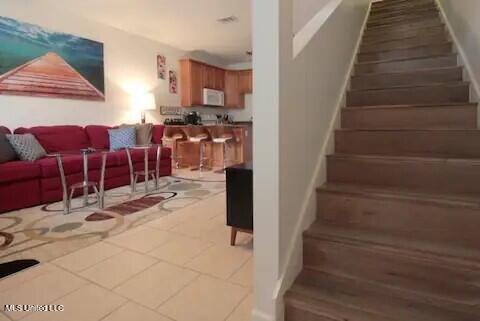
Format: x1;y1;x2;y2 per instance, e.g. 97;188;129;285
157;55;166;79
169;70;177;94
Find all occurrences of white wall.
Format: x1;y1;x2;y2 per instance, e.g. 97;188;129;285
436;0;480;101
293;0;331;34
252;0;371;320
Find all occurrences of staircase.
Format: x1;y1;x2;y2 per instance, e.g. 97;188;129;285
284;0;480;320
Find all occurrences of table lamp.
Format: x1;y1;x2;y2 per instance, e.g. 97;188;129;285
130;93;156;124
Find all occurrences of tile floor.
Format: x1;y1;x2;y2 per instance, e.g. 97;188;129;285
0;184;253;321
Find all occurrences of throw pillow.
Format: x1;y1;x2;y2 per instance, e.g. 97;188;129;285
0;132;17;164
121;123;153;146
108;127;136;151
6;134;46;161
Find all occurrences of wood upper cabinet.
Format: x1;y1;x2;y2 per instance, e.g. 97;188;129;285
180;58;252;108
238;70;253;94
180;59;203;107
225;70;243;109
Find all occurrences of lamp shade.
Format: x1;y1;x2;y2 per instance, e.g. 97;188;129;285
130;92;156;111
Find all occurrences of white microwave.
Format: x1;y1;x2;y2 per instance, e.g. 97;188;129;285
203;88;225;107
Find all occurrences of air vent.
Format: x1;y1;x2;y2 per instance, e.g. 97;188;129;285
217;15;238;24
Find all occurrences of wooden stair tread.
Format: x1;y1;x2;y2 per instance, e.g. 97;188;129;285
349;81;467;92
286;272;480;321
358;41;452;57
318;182;480;209
351;66;461;78
305;221;480;268
355;53;455;66
343;102;477;110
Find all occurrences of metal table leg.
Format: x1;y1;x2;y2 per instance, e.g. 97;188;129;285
98;152;107;209
155;144;162;189
82;150;89;206
55;154;70;215
144;148;149;193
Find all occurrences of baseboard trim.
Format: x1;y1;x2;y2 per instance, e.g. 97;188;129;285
252;308;276;321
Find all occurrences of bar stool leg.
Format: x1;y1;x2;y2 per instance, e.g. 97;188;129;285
199;140;205;172
222;141;228;171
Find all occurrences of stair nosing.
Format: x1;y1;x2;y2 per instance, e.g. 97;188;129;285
317;182;480;209
328;152;480;163
369;8;438;20
351;66;461;80
355;53;456;67
362;28;445;46
360;40;450;54
304;223;480;269
366;17;441;32
367;12;440;25
358;41;452;56
348;81;468;93
342;102;477;110
349;80;467;93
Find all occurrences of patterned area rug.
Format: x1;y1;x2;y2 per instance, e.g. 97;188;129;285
0;176;225;263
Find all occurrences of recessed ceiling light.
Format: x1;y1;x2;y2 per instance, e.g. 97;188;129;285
217;15;238;24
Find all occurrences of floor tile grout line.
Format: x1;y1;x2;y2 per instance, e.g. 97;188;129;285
153;273;203;312
50;244;127;274
222;290;252;321
15;276;91;321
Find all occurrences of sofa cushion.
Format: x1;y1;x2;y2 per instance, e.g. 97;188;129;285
7;134;47;161
152;125;165;144
15;126;90;153
0;132;17;164
0;160;41;183
85;125;113;150
108;127;136;151
121;123;153;145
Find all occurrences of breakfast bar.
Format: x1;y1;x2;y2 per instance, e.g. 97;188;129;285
163;124;252;169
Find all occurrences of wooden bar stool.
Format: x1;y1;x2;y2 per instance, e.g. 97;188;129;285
162;126;187;169
206;126;235;172
183;126;212;172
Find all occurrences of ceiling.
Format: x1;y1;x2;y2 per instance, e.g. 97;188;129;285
41;0;252;64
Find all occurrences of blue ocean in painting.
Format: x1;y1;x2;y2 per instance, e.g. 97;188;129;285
0;16;104;93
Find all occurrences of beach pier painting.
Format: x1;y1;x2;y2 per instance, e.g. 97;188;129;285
0;16;105;101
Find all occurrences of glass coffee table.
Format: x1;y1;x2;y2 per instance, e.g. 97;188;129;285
48;148;108;214
125;144;162;193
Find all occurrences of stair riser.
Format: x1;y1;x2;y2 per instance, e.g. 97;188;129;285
367;12;440;28
369;6;437;21
363;25;445;46
316;190;480;249
303;237;480;305
372;0;435;13
355;55;456;75
341;105;477;129
346;84;469;107
335;130;480;158
358;43;452;63
285;306;335;321
361;33;447;53
351;67;462;90
327;156;480;195
366;18;443;35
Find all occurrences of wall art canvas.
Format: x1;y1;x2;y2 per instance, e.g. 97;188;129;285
157;55;166;79
0;16;105;101
169;70;177;94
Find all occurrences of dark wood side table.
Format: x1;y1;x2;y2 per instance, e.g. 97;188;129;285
226;161;253;246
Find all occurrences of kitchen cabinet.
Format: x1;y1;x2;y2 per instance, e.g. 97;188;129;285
238;70;253;93
180;58;252;108
180;59;203;107
225;71;243;109
181;59;226;107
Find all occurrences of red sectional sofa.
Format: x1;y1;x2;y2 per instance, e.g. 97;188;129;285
0;125;171;213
